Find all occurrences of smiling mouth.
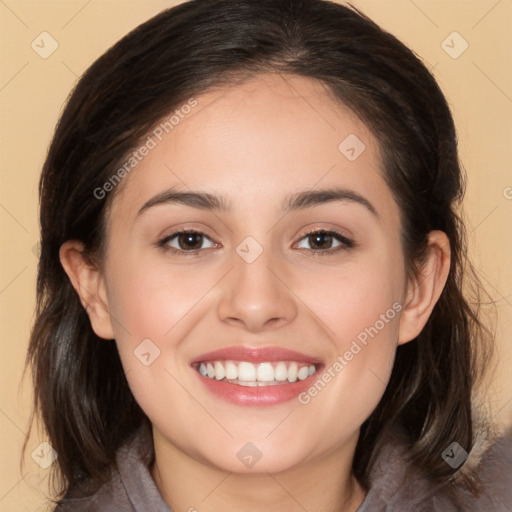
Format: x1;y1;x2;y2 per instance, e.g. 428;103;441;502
193;360;319;386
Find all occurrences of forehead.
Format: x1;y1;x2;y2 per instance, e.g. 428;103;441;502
108;72;397;223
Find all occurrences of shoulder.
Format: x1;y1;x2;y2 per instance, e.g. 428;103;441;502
459;427;512;510
358;426;512;512
52;423;172;512
52;472;130;511
52;459;137;512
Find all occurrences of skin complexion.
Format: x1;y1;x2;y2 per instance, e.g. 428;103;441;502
60;73;450;512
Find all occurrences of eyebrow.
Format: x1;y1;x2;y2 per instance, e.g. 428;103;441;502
136;186;379;218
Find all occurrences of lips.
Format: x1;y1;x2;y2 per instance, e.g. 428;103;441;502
190;346;324;366
190;346;323;406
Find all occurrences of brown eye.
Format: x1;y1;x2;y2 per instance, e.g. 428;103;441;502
296;229;353;254
307;231;335;250
158;230;217;253
177;232;204;250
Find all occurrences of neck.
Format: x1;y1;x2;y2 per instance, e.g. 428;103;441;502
150;428;366;512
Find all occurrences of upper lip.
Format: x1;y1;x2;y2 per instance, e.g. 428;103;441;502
190;346;324;365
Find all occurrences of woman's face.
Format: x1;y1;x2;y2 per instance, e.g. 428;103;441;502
100;73;408;473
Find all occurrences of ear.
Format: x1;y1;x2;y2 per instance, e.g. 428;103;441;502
59;240;115;340
398;230;451;345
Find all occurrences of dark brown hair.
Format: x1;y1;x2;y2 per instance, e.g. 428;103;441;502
25;0;493;503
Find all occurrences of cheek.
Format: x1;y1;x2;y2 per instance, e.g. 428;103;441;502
294;255;402;428
103;262;207;429
297;253;402;344
102;249;236;403
106;254;214;340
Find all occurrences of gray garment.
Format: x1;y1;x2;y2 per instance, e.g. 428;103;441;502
54;423;512;511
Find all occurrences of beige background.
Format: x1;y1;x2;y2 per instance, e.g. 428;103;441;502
1;0;511;510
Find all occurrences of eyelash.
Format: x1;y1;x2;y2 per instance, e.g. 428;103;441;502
156;227;354;257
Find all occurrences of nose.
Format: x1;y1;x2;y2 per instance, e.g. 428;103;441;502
216;246;298;333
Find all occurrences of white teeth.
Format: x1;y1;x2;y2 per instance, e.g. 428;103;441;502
214;361;225;380
238;361;257;382
225;361;237;380
297;366;309;381
274;362;288;381
256;362;275;382
288;362;298;382
197;359;318;384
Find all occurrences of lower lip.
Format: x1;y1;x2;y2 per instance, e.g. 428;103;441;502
194;367;322;406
